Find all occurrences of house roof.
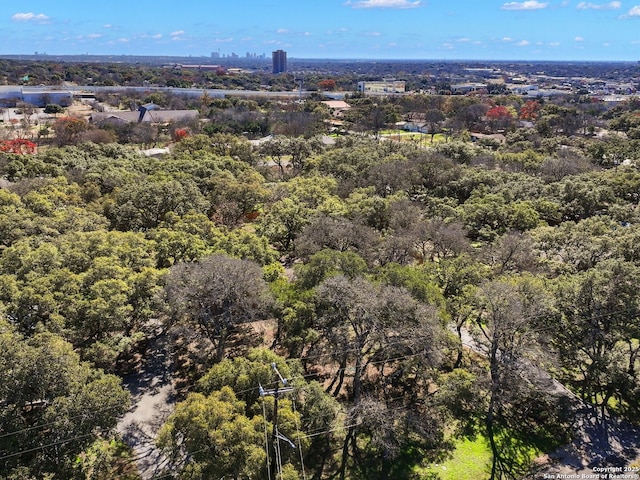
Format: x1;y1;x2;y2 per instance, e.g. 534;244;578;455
322;100;350;110
90;109;199;124
470;132;506;143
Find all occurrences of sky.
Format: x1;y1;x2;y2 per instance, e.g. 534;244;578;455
2;1;640;61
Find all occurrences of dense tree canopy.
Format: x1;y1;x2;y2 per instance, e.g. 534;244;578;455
2;86;640;479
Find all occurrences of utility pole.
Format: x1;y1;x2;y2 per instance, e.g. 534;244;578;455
259;363;295;480
295;76;304;101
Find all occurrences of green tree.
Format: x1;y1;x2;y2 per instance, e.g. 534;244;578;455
43;104;64;116
552;260;640;416
157;387;266;480
294;249;368;290
109;176;210;231
164;349;340;479
0;320;130;479
53;116;91;146
74;438;139;480
0;229;161;369
256;197;312;252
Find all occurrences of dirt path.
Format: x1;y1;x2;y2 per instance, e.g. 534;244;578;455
117;323;175;479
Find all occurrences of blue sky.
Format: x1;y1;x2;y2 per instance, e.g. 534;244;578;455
2;1;640;61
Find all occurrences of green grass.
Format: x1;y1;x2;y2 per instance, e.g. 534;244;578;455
379;129;408;135
426;133;447;143
378;131;448;144
423;436;492;480
415;428;548;480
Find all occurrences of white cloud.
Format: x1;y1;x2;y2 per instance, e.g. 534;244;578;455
502;36;513;41
86;33;103;39
276;28;311;37
628;5;640;15
11;12;50;23
575;36;585;41
501;1;548;10
516;40;530;46
170;30;185;36
349;0;421;9
576;1;621;9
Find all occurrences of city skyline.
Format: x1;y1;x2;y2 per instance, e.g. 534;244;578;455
2;1;640;61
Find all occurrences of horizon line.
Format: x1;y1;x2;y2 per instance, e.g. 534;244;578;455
0;53;639;64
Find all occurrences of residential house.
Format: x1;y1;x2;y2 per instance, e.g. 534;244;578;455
90;108;199;127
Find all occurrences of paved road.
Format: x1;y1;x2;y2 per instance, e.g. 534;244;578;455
1;84;348;100
117;322;175;479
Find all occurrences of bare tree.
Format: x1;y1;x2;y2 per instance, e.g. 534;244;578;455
294;214;378;260
484;231;537;274
312;275;444;479
163;254;273;362
473;279;559;480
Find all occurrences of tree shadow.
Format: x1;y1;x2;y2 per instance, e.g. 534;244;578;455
536;402;640;475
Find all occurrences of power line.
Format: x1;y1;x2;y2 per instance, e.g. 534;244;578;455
262;396;272;480
5;311;593;474
0;336;452;470
261;363;296;480
291;398;307;480
0;432;95;461
300;422;361;439
0;404;123;440
145;445;215;480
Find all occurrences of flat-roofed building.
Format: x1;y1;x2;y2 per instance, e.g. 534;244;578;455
357;79;406;94
272;50;287;74
450;83;487;94
0;86;73;107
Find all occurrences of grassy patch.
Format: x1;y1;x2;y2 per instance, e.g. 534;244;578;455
379;129;408;135
421;436;492;480
415;427;551;480
378;131;447;144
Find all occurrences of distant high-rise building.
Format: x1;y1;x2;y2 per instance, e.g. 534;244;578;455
272;49;287;74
